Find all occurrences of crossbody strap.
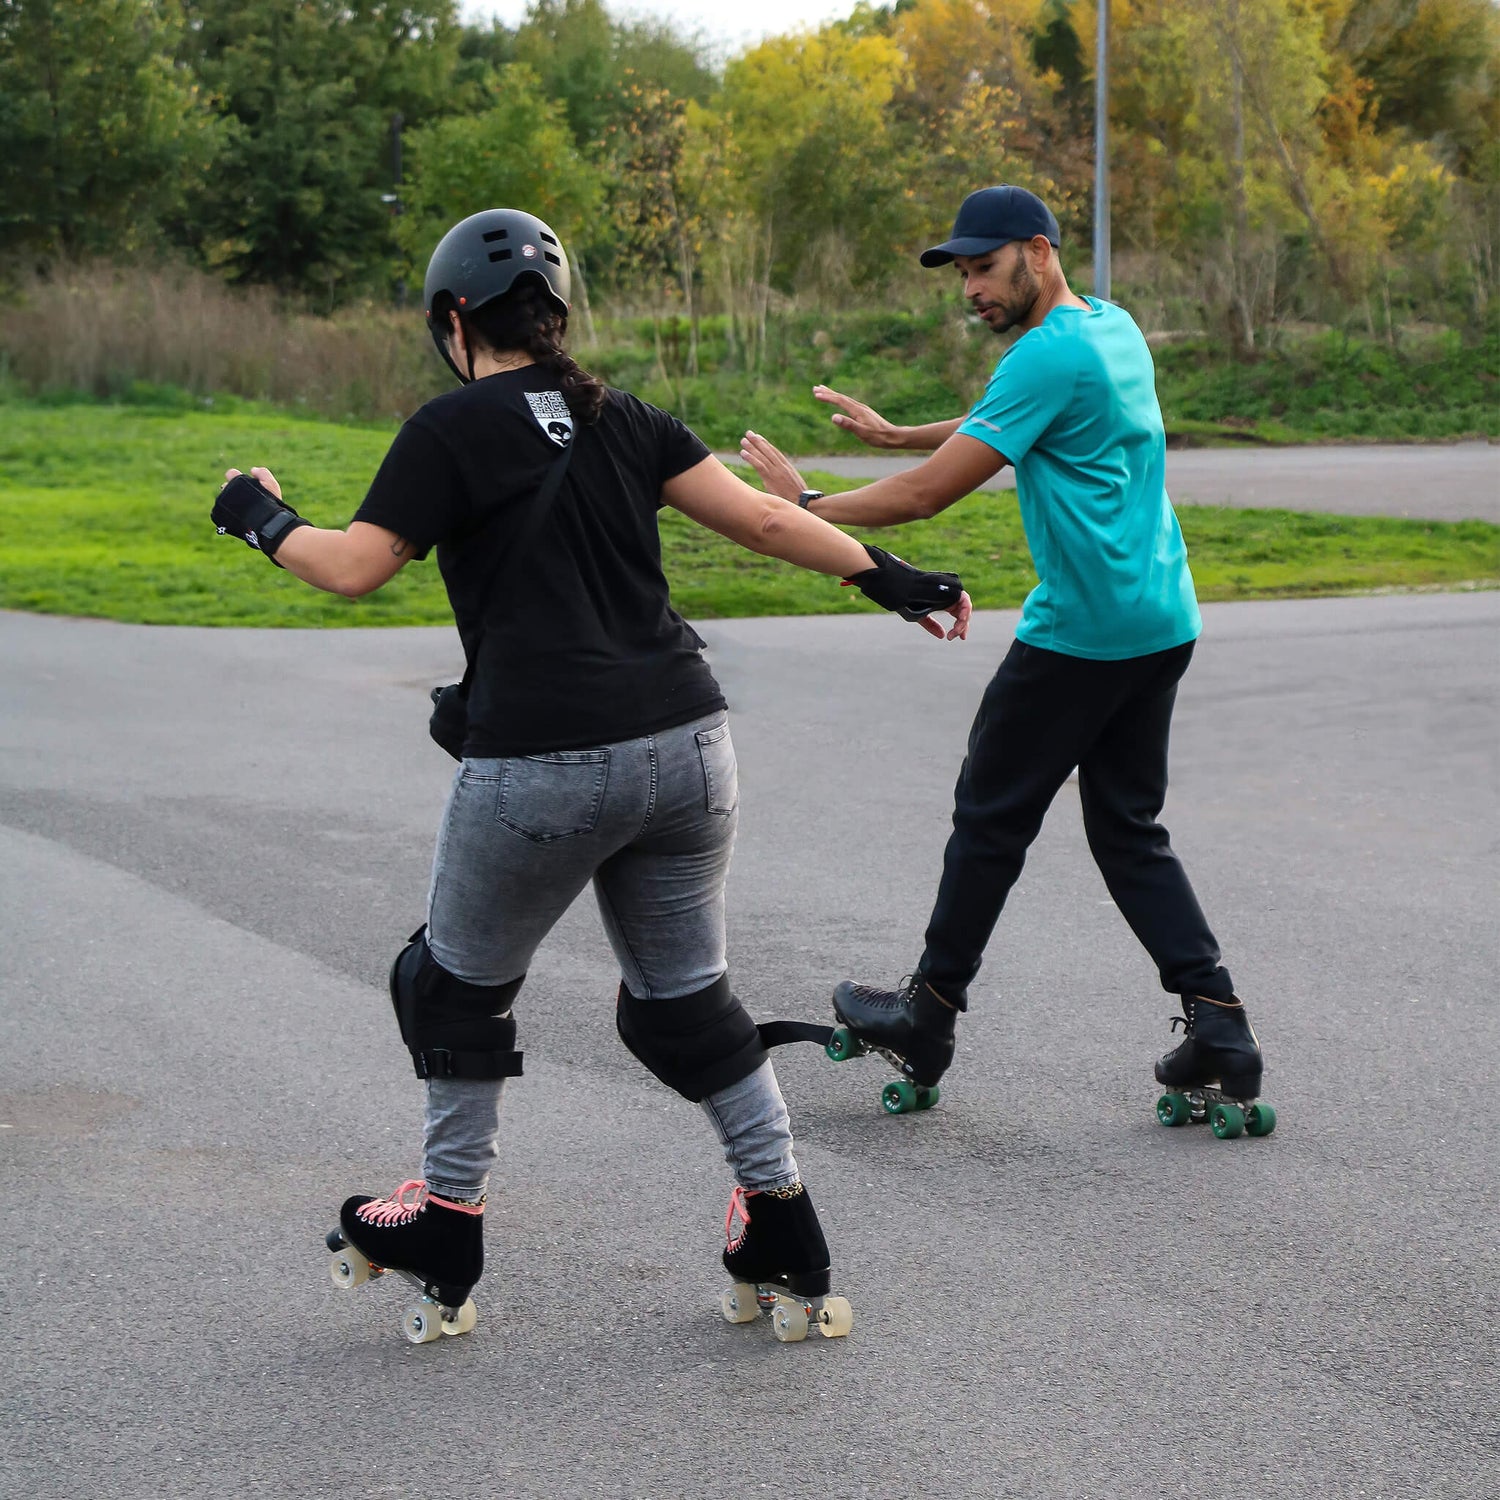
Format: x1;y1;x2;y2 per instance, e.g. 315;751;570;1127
456;434;575;692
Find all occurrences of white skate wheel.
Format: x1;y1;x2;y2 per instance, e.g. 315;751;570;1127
402;1303;443;1344
330;1247;371;1290
771;1299;809;1343
721;1283;759;1324
816;1296;853;1338
441;1299;478;1336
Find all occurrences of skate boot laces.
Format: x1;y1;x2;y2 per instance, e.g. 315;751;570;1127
725;1185;755;1253
356;1180;485;1227
847;975;917;1012
358;1179;430;1227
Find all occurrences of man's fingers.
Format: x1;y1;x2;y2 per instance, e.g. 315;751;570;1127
739;434;778;471
917;615;944;639
813;385;857;411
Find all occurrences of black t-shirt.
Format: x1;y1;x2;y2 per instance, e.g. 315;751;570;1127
353;367;725;756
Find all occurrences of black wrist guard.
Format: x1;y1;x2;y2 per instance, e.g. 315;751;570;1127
845;544;963;621
212;474;310;565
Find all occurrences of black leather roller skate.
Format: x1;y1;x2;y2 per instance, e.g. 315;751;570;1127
1154;996;1276;1139
719;1183;852;1343
326;1179;485;1342
826;973;957;1114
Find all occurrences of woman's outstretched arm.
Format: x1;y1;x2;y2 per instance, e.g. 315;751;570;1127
216;466;415;597
661;456;971;641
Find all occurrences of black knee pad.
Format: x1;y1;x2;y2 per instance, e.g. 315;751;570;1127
616;973;767;1103
390;926;524;1081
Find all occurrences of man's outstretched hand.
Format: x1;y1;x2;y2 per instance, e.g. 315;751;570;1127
738;430;806;502
813;386;901;449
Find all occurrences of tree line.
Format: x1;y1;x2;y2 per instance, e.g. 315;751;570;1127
2;0;1495;357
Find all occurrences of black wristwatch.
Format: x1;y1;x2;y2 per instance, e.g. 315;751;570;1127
797;489;825;509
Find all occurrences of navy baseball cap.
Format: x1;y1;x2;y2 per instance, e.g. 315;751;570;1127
920;186;1061;267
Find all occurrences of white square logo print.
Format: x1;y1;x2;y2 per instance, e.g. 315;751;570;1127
525;390;574;447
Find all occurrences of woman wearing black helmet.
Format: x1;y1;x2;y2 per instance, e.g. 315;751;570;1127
211;209;970;1343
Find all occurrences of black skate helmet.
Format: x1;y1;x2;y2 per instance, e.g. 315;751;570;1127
423;208;572;384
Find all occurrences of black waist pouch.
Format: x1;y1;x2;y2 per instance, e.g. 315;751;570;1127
428;683;468;761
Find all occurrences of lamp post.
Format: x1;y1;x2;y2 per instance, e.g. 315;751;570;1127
1093;0;1111;301
384;112;405;307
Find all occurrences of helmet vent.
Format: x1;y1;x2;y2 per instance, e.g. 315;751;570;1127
539;231;558;246
488;248;514;262
543;252;561;265
481;228;509;243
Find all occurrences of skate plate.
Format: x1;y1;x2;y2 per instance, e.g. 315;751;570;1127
1155;1086;1276;1139
326;1227;478;1343
825;1026;940;1115
720;1281;853;1342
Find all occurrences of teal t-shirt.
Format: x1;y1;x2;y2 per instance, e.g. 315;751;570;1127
958;297;1201;660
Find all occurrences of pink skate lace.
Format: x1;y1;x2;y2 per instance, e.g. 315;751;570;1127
725;1185;757;1252
356;1179;485;1227
358;1180;429;1226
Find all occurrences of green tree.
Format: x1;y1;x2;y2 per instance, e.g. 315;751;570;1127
514;0;713;151
181;0;462;301
394;63;605;276
721;26;911;291
454;18;516;97
1338;0;1498;155
0;0;221;259
890;0;1092;246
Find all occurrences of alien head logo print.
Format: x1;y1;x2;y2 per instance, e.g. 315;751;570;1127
525;390;574;449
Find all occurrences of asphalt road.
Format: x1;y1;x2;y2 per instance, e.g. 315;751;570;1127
3;594;1498;1499
719;442;1500;521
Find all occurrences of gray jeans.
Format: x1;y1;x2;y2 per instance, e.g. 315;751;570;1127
420;711;798;1199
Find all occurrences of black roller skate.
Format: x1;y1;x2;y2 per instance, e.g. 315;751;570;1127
826;973;957;1114
1154;996;1276;1139
719;1183;852;1343
325;1179;485;1342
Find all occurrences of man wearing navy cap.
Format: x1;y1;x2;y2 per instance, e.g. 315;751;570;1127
741;185;1270;1130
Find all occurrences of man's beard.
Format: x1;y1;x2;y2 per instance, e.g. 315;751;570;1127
984;258;1041;335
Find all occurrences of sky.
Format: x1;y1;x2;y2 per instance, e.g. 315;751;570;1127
461;0;864;56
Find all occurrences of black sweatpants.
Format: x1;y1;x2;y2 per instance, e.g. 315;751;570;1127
918;638;1233;1009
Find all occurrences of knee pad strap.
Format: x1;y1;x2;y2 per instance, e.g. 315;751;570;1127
616;974;767;1103
390;926;524;1081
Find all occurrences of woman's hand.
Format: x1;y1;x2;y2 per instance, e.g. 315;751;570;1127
212;466;307;563
737;431;806;502
223;465;283;499
915;589;972;641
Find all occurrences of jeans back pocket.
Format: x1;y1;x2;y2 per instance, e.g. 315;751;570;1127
694;721;738;815
497;750;611;843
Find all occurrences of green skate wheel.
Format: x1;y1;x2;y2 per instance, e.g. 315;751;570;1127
1210;1102;1246;1139
882;1080;918;1115
826;1026;858;1063
1245;1102;1277;1137
1156;1092;1191;1127
915;1085;940;1111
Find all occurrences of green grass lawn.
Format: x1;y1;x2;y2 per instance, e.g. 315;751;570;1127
1;402;1495;627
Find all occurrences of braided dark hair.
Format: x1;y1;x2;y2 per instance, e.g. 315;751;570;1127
463;279;607;425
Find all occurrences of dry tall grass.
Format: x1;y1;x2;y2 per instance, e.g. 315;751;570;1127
0;262;446;422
